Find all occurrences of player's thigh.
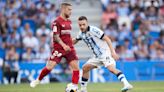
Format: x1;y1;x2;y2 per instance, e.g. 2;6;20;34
47;50;62;70
69;60;79;70
65;50;79;70
82;63;97;73
86;58;103;68
103;56;116;68
46;60;57;70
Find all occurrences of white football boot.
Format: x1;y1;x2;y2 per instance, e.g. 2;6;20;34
121;83;133;92
80;87;87;92
30;79;40;88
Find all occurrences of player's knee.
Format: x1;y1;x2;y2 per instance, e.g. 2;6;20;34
46;60;56;70
72;66;79;71
82;65;91;73
70;60;79;71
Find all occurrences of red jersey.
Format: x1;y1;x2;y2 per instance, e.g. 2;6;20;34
51;16;74;50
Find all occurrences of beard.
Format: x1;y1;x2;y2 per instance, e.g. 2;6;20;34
65;14;70;18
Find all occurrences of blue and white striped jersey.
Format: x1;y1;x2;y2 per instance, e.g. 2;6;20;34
76;26;111;57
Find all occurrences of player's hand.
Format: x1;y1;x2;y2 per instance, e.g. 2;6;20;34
63;45;71;52
111;53;119;60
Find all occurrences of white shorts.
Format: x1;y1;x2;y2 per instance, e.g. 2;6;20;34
86;55;116;68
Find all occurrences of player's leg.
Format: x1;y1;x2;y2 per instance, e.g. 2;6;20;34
65;50;79;89
69;60;79;84
107;64;133;92
30;60;57;88
81;64;96;92
80;58;99;92
30;50;62;88
104;58;133;92
38;60;57;80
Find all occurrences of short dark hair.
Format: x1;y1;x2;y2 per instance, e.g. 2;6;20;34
78;16;88;21
61;2;72;7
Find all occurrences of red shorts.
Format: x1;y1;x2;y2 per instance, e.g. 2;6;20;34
49;49;78;64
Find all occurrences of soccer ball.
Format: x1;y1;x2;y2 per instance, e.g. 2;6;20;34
65;83;78;92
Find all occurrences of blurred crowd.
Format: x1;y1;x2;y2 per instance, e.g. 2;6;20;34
101;0;164;61
0;0;61;63
0;0;164;65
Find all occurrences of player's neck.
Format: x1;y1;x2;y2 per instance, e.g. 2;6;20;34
60;14;68;21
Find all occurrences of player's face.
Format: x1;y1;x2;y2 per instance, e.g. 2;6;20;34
78;20;88;32
64;6;72;18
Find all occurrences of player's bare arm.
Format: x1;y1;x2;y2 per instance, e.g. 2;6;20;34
53;34;71;52
72;38;80;44
102;35;119;60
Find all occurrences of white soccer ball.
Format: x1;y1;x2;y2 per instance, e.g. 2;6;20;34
65;83;78;92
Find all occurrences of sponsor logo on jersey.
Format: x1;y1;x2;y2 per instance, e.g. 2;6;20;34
61;30;71;34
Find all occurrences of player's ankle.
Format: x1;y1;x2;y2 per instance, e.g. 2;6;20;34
71;83;78;87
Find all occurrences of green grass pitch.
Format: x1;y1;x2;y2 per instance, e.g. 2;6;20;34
0;81;164;92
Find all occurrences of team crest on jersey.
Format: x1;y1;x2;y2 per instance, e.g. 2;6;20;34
53;26;57;32
62;24;65;27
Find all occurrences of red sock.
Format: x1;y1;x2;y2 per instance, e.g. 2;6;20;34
38;67;51;80
72;70;79;84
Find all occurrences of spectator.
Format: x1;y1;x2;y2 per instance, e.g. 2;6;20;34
3;46;19;84
104;24;118;40
22;47;35;62
5;1;17;18
35;46;50;62
101;4;118;27
133;38;149;60
158;30;164;45
37;6;50;25
21;23;34;38
100;0;110;11
25;3;37;19
0;15;8;41
36;23;50;40
35;0;51;10
149;20;161;32
117;1;130;17
134;22;150;44
131;14;143;31
155;48;164;61
159;4;164;17
48;4;57;22
6;31;20;48
149;40;163;61
22;32;39;52
7;13;21;30
159;17;164;30
145;6;158;21
38;34;50;53
118;45;135;61
118;23;131;41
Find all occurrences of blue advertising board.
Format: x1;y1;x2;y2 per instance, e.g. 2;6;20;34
0;61;164;84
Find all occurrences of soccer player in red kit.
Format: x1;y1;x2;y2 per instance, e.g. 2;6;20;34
30;3;79;89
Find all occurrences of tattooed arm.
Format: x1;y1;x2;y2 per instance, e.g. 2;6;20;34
53;34;71;52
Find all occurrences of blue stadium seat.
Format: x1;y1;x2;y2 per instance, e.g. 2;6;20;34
0;48;6;59
149;31;160;39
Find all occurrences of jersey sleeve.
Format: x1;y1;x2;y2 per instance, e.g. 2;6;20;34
91;26;105;39
76;32;82;41
51;21;60;35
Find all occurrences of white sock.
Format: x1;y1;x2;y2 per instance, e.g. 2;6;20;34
81;77;88;88
117;72;129;86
